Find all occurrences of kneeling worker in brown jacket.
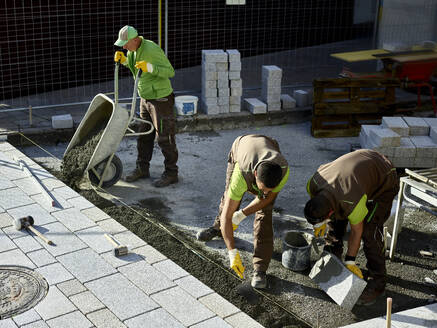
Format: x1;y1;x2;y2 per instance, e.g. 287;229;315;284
197;135;289;288
304;149;399;305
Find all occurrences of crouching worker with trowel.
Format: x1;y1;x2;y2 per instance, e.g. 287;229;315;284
197;135;289;288
304;149;399;305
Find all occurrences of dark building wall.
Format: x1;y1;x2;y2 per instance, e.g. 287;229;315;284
0;0;371;101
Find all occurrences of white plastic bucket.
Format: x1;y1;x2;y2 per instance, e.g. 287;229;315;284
175;95;198;116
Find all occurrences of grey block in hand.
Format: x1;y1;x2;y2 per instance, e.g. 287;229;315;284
309;252;367;311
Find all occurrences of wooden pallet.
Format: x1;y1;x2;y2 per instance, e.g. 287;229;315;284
312;78;400;137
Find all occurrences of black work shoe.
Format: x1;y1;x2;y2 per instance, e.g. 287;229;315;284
153;175;178;188
125;168;150;182
196;227;222;241
251;271;267;289
356;286;385;306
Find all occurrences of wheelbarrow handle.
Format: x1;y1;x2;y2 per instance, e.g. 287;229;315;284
114;62;120;105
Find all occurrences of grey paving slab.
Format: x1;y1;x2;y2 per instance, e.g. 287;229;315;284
0;212;13;228
134;244;167;264
46;310;93;328
36;262;74;285
153;259;190;281
11;309;41;326
124;308;184;328
0;232;17;253
8;203;56;226
0;248;35;268
119;260;176;295
86;309;126;328
67;196;95;210
69;291;105;314
101;250;143;268
0;319;18;328
390;303;437;328
0;142;15;152
85;273;159;321
34;286;77;321
0;187;34;210
32;192;72;213
0;174;17;189
56;278;87;297
40;177;66;191
57;248;117;283
35;222;88;257
191;316;233;328
2;225;29;239
340;317;395;327
81;206;110;222
175;275;214;299
0;155;28;180
75;225;114;254
151;286;215;326
13;235;43;253
52;185;81;200
96;218;128;234
199;293;240;318
13;176;45;196
52;208;96;232
27;248;57;267
29;166;54;180
113;230;147;249
225;312;264;328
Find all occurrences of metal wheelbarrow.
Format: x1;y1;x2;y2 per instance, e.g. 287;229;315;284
64;63;153;188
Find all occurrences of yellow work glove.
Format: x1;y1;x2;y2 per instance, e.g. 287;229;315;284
232;210;247;231
345;261;364;279
114;51;127;64
228;248;245;279
135;61;154;73
313;219;328;238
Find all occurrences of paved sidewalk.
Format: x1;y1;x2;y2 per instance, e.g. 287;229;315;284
0;141;263;328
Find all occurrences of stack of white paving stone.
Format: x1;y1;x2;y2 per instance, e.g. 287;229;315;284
261;65;282;111
359;116;437;168
201;49;243;115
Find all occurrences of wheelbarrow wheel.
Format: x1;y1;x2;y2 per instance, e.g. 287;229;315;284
88;155;123;188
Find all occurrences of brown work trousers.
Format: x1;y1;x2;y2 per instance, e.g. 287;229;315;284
212;161;274;273
325;185;399;289
137;93;178;177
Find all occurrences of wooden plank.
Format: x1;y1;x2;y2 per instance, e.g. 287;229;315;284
314;102;389;115
330;49;390;62
313;78;400;89
312;127;361;138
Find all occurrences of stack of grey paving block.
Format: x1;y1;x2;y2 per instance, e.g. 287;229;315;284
293;90;309;107
227;49;242;113
261;65;282;111
309;252;367;311
280;94;296;109
359;116;437;168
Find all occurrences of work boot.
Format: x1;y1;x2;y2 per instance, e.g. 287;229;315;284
125;168;150;182
153;174;178;188
356;284;385;305
196;227;222;241
251;271;267;289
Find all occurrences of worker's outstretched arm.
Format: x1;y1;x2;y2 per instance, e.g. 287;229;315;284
242;191;278;216
345;221;364;279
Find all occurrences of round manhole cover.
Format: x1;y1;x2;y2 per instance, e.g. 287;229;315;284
0;266;48;320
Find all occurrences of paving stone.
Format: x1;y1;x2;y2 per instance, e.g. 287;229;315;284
124;308;184;328
393;137;417;158
0;142;15;151
40;177;66;191
309;252;367;311
225;312;264;328
199;293;240;318
36;262;74;285
390;302;437;327
382;116;409;136
75;225;113;254
0;212;13;228
0;319;18;328
31;192;72;213
81;206;111;222
403;116;430;136
293;90;309;107
369;127;401;147
69;291;105;314
52;208;96;232
27;249;57;267
34;286;76;320
7;201;59;226
85;273;158;321
151;286;215;326
113;230;147;249
244;98;267;114
226;49;240;62
133;245;167;264
13;176;45;196
57;248;117;283
339;317;388;327
430;127;437;143
175;275;214;299
2;224;30;239
67;196;95;210
280;94;296;109
410;136;437;158
11;309;41;326
0;232;17;253
0;156;28;180
415;156;435;168
390;156;415;168
46;310;93;328
35;222;87;257
13;235;43;253
22;322;49;328
153;259;190;281
51;186;80;200
0;187;34;210
96;218;127;234
0;174;17;189
119;261;176;295
423;117;437;129
57;278;87;297
86;309;126;328
191;316;232;328
101;250;143;268
29;166;54;180
0;248;35;268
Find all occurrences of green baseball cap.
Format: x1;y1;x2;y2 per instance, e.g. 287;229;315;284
114;25;138;47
